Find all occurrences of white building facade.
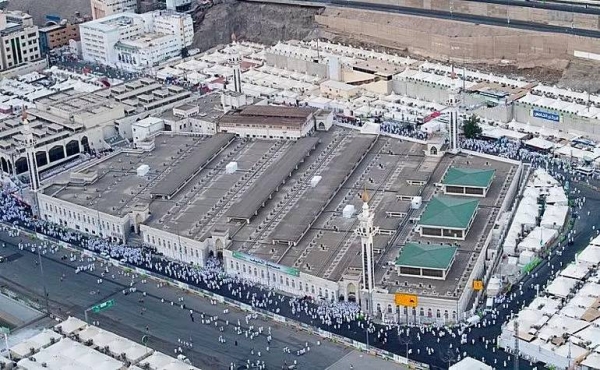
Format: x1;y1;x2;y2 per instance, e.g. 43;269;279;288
90;0;137;20
80;11;193;71
0;11;41;71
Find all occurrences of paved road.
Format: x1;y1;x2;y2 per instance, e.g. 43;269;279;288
255;0;600;37
0;239;354;370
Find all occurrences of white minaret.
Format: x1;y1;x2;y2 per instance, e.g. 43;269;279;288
447;66;460;154
232;53;242;94
356;188;378;293
22;109;40;192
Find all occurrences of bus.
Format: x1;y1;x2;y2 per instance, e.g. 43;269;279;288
576;166;595;176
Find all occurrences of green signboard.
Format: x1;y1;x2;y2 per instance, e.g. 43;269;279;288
0;327;9;335
91;299;115;313
232;251;300;277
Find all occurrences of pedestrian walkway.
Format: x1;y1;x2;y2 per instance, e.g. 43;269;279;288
327;350;406;370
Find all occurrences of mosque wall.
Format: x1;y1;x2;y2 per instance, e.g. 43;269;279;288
222;249;340;302
140;224;207;266
37;192;129;244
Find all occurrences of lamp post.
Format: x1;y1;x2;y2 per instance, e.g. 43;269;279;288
34;219;50;315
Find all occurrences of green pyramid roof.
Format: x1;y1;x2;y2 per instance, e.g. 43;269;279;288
442;167;495;188
396;243;458;269
419;195;479;229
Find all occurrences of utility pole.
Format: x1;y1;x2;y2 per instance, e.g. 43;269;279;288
513;318;520;370
37;242;50;315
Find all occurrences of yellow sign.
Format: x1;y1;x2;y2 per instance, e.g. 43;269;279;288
395;293;418;307
473;280;483;291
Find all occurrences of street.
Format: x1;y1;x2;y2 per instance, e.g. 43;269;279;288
0;236;354;370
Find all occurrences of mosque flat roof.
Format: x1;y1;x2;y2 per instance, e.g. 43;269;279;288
226;136;320;222
419;195;479;229
442;167;495;188
395;242;457;270
269;135;376;244
150;133;235;198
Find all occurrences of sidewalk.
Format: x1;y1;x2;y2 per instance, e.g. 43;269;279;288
327;350;407;370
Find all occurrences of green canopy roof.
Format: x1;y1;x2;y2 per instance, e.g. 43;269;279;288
419;195;479;229
442;167;495;188
395;243;458;270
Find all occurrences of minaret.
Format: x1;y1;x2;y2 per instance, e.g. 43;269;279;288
356;188;378;293
22;108;40;192
447;66;460;154
232;54;242;94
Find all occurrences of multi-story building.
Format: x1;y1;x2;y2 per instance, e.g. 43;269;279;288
90;0;137;20
79;10;193;71
166;0;193;12
38;22;80;55
0;11;41;71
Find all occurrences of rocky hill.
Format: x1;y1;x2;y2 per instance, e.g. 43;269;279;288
191;0;323;51
7;0;92;24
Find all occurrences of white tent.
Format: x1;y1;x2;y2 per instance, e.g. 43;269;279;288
540;205;569;230
450;357;492;370
545;276;579;298
517;226;558;252
577;245;600;266
545;186;568;206
531;169;559;188
559;263;591;280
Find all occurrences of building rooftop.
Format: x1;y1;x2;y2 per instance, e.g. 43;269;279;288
419;195;479;229
395;242;458;270
442;167;496;188
220;105;316;128
43;127;518;301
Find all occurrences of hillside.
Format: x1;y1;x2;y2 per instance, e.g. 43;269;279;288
7;0;92;24
191;0;323;51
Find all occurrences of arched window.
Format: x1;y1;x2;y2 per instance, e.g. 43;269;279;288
436;309;441;318
427;309;432;318
419;308;424;316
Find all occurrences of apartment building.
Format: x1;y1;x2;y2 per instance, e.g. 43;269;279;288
0;11;41;71
90;0;137;20
38;22;80;55
79;10;193;71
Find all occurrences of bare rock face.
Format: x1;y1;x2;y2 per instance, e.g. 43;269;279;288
7;0;92;24
192;0;323;51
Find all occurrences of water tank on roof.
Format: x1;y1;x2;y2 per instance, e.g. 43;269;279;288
226;162;238;174
310;176;322;188
411;196;422;209
137;164;149;177
342;205;355;219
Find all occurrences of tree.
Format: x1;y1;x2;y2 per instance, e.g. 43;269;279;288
463;114;482;139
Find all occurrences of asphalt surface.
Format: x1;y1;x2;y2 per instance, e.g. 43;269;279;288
0;238;354;370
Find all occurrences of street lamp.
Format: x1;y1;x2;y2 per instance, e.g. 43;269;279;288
399;335;412;361
33;218;50;315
